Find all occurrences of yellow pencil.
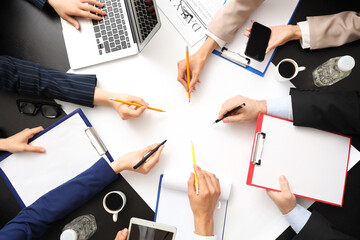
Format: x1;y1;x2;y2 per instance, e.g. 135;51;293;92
191;141;199;195
186;46;191;103
109;98;165;112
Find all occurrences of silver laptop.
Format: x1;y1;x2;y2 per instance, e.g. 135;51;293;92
61;0;161;69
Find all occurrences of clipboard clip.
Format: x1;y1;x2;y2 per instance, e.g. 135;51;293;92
85;127;108;156
251;132;266;165
221;47;250;67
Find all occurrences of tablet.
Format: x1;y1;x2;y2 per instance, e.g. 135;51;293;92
127;218;177;240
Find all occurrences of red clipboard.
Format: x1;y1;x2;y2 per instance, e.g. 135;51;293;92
246;113;351;207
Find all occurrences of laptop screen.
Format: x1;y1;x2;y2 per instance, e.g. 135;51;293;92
130;0;161;50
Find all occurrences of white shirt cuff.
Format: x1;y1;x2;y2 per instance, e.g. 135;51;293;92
193;233;217;240
205;30;226;48
284;204;312;234
297;21;310;49
266;96;293;120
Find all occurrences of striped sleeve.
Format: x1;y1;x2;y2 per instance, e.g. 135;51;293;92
26;0;47;9
0;56;97;107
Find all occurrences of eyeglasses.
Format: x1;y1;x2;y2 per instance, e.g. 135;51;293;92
16;99;62;119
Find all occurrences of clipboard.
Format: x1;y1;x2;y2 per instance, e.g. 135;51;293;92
246;113;351;206
154;169;231;240
0;108;113;208
213;0;300;77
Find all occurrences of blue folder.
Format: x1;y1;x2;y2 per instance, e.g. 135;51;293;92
0;108;114;208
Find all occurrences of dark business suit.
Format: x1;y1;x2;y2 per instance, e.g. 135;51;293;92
0;56;97;107
290;88;360;240
26;0;47;9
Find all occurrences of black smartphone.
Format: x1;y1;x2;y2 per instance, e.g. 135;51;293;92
244;22;271;62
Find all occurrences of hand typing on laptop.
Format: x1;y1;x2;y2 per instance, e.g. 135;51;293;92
47;0;107;30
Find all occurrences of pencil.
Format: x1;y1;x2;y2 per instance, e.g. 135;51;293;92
109;98;165;112
191;141;199;195
186;46;191;103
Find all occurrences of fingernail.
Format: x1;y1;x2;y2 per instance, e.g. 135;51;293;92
41;148;46;153
280;175;285;180
75;25;79;30
122;229;128;236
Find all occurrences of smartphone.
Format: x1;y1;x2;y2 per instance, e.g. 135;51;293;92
244;22;271;62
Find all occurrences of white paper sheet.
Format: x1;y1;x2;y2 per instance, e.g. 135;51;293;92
156;169;231;240
0;113;107;207
157;0;223;46
250;114;351;206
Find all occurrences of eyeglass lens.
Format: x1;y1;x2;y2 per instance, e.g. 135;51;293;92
41;105;60;118
19;102;36;114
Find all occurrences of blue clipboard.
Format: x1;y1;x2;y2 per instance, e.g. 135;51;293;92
212;0;300;77
0;108;114;208
154;174;229;240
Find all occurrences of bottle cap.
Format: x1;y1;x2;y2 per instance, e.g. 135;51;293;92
338;55;355;72
60;229;78;240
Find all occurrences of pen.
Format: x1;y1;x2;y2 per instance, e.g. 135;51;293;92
186;45;191;103
109;98;165;112
191;142;199;195
213;103;246;124
133;140;167;169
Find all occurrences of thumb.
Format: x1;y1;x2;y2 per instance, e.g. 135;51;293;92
121;228;128;238
64;15;80;30
279;175;291;193
24;145;46;153
141;143;158;155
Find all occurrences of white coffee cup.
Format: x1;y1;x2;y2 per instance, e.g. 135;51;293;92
274;58;306;81
103;191;127;222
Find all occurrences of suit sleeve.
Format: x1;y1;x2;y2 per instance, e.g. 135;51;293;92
290;88;360;136
26;0;47;9
293;211;357;240
207;0;263;43
0;56;97;107
0;158;117;240
307;11;360;50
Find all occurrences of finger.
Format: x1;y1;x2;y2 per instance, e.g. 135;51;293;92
279;175;291;193
78;10;103;20
187;172;196;195
81;4;106;15
251;20;255;23
266;189;277;199
115;228;128;240
27;126;44;137
218;102;238;119
189;73;199;92
203;172;216;194
243;32;250;38
132;106;147;117
141;143;159;155
208;172;220;194
177;61;189;91
130;96;149;106
266;42;276;54
63;15;80;30
82;0;104;8
245;27;251;32
146;145;165;169
194;165;209;192
147;5;155;12
24;145;46;153
222;114;242;123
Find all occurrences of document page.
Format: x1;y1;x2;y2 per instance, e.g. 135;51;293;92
156;169;231;240
157;0;223;46
0;113;102;207
249;114;351;206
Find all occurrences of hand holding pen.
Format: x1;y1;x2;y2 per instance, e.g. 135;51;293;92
217;95;267;123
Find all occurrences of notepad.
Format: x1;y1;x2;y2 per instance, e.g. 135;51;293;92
247;113;351;206
0;109;112;208
155;169;231;240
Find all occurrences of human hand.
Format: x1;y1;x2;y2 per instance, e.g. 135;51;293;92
47;0;106;30
0;127;45;153
267;175;297;214
218;95;266;123
177;38;218;93
244;21;302;54
110;94;149;120
188;165;220;236
114;228;128;240
110;143;164;174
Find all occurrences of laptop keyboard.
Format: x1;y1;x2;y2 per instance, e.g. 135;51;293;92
91;0;131;55
133;0;158;42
